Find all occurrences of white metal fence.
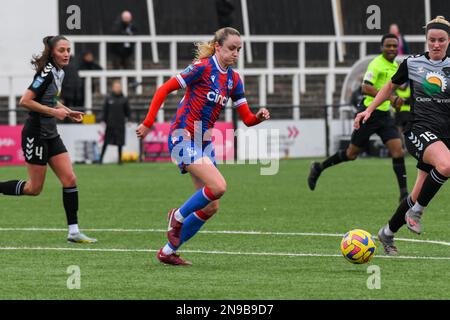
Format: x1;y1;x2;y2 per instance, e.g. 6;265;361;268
2;34;426;126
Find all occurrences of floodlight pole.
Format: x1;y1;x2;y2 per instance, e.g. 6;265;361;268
424;0;431;24
424;0;431;51
331;0;345;62
147;0;159;64
240;0;253;63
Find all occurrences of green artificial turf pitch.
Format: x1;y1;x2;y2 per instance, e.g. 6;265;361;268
0;158;449;299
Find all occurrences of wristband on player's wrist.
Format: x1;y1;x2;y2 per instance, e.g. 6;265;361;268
392;96;399;107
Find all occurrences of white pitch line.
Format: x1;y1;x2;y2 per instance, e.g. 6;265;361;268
0;246;449;261
0;227;342;237
396;237;450;247
1;227;450;247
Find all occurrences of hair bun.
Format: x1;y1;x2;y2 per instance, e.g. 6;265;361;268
43;36;54;46
425;15;450;31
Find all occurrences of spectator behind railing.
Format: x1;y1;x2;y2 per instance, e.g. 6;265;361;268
389;23;410;55
215;0;235;28
98;80;131;165
111;10;137;69
78;51;102;71
78;51;102;106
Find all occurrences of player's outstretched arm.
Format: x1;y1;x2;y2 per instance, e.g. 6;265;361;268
354;80;399;129
19;89;69;121
136;77;181;139
237;103;270;127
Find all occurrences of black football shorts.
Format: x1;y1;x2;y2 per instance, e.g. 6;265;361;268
22;127;67;165
404;126;450;173
351;110;401;148
394;111;413;128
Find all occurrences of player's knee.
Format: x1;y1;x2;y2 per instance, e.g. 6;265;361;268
26;184;43;196
30;188;42;196
435;162;450;177
209;181;227;199
391;149;404;159
62;173;77;187
345;145;359;161
346;151;358;161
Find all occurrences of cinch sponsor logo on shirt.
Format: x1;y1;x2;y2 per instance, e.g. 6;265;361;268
207;91;228;106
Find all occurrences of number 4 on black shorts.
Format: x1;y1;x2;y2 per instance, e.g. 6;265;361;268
22;135;47;165
405;129;439;161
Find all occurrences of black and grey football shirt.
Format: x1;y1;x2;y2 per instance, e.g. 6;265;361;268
392;53;450;138
26;62;65;139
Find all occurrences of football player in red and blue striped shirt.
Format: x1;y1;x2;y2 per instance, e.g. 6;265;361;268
136;27;270;266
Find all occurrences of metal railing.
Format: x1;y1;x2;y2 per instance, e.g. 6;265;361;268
2;34;426;126
0;103;354;157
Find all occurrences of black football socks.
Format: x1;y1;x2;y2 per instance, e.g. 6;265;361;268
388;194;414;233
0;180;26;196
416;168;448;209
63;186;79;225
392;157;408;199
388;168;448;233
320;149;349;170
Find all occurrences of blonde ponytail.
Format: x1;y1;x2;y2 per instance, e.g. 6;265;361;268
194;40;216;61
194;27;241;61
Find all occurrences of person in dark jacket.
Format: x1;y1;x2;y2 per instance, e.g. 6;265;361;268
78;51;103;106
99;80;131;164
78;52;102;71
111;11;137;69
215;0;235;28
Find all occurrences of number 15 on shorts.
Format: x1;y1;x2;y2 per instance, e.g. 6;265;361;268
420;131;438;142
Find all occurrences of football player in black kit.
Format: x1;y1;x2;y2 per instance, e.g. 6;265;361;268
355;16;450;255
0;36;97;243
